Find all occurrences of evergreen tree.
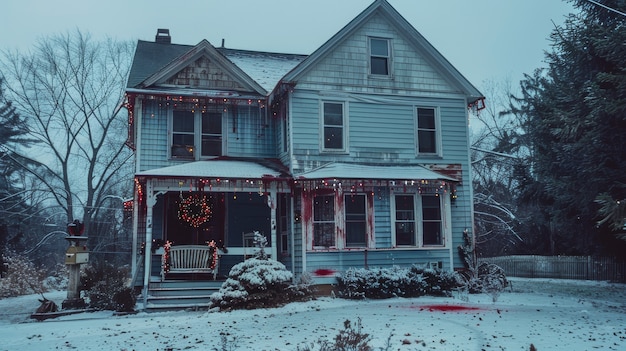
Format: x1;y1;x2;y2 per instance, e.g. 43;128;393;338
509;0;626;254
0;78;31;250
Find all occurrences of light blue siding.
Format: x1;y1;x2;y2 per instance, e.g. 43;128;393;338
138;100;278;172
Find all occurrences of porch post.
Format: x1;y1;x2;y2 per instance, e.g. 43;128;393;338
267;184;278;260
142;179;155;308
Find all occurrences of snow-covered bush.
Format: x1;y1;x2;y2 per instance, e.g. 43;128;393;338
210;232;312;310
410;265;462;296
336;264;460;299
0;250;46;297
81;261;135;311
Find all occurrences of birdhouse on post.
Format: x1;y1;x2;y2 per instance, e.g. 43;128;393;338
62;220;89;310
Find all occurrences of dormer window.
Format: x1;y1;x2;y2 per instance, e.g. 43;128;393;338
369;37;390;76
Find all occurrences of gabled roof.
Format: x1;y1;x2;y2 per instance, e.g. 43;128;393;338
139;40;267;95
127;40;306;95
282;0;483;104
296;162;458;182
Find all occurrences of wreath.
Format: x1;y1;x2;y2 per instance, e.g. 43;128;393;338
178;194;212;227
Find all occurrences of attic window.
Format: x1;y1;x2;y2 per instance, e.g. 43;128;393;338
369;37;390;76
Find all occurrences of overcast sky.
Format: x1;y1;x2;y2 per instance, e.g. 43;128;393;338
2;0;575;92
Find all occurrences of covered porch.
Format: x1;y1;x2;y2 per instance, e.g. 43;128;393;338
131;158;292;308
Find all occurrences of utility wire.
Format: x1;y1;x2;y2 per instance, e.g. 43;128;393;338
586;0;626;17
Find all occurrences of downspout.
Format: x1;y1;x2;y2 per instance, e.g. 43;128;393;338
142;179;155;309
466;99;477;269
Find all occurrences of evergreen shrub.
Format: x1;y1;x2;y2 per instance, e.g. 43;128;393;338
336;264;461;299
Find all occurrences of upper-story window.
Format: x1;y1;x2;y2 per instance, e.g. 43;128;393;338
321;101;346;152
416;107;440;156
369;37;391;76
171;109;223;159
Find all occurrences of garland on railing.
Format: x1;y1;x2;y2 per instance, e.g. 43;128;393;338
207;240;218;270
178;194;212;227
162;240;172;275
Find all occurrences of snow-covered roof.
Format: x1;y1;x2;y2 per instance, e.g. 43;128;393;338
220;49;306;92
295;163;458;181
136;160;285;179
127;40;306;94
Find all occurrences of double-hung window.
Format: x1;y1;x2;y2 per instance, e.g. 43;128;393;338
393;194;443;247
310;193;370;249
369;37;390;76
321;102;345;152
171;109;223;159
416;107;440;155
313;194;335;248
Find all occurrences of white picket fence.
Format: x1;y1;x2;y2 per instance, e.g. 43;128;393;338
479;255;626;283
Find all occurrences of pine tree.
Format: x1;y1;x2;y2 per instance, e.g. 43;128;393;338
510;0;626;254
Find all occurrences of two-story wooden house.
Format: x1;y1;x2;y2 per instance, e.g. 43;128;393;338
125;0;483;308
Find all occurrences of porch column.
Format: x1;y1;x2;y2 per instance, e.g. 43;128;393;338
267;184;278;260
142;179;155;308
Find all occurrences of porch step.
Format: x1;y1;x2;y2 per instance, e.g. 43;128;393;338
145;278;224;311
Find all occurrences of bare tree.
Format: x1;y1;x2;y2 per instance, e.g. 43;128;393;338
0;30;134;256
470;79;525;255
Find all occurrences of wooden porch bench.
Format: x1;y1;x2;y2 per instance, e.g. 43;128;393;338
161;245;219;281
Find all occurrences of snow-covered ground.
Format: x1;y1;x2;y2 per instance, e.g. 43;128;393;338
0;278;625;350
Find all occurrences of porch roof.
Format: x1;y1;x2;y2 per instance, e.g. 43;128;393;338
294;163;458;182
135;159;286;179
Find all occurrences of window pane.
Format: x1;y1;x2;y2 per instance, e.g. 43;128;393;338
423;221;442;245
172;134;194;157
418;130;436;153
313;195;334;221
173;111;194;132
395;222;415;246
324;127;343;149
201;135;222;156
202;112;222;134
371;57;388;75
324;103;343;125
418;111;435;129
370;38;388;56
314;223;335;247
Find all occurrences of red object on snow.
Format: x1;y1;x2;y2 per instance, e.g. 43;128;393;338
313;268;336;276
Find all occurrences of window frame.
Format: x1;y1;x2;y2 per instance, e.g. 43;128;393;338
368;37;392;77
320;101;348;153
169;108;224;160
415;106;442;157
391;193;446;248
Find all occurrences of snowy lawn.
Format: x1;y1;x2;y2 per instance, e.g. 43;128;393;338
0;277;625;350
